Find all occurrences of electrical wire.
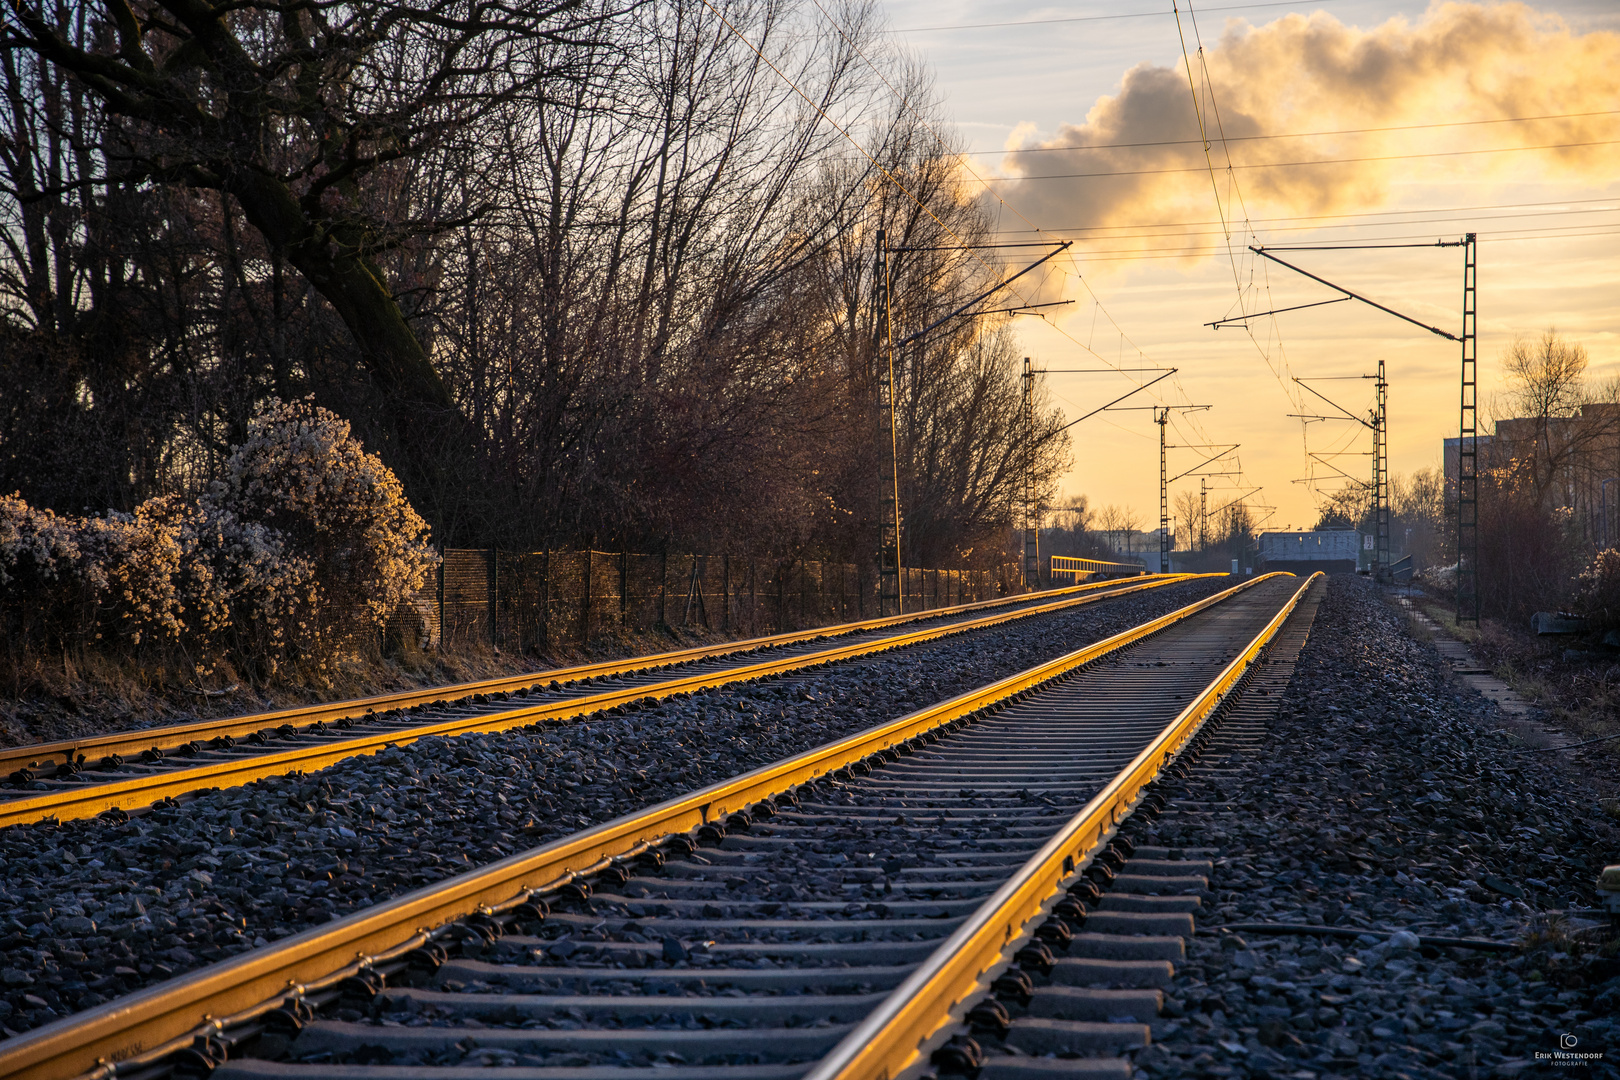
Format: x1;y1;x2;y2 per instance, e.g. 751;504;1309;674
887;0;1322;33
1171;0;1299;504
800;0;1266;513
982;138;1620;181
1170;0;1302;423
1046;227;1620;263
988;195;1620;233
990;204;1620;242
701;0;1246;522
969;109;1620;156
803;0;1196;403
1018;222;1620;257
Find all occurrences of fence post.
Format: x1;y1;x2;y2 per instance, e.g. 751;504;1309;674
489;547;498;648
436;547;445;651
749;559;757;634
722;555;731;633
540;550;550;654
659;546;668;628
619;550;628;630
582;550;592;644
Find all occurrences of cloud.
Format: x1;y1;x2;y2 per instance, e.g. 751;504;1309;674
992;3;1620;265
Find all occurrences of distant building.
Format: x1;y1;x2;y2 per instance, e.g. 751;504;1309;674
1441;434;1497;487
1257;529;1368;574
1443;405;1620;545
1106;527;1174;572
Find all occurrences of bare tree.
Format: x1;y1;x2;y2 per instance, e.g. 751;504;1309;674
1492;330;1618;514
1391;467;1445;569
1172;490;1201;551
3;0;616;410
1314;486;1369;530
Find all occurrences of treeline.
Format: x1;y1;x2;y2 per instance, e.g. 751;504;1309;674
0;0;1068;575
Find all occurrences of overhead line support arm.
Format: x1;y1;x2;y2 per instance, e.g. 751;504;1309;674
1247;246;1459;341
896;241;1072;348
1170;445;1241;484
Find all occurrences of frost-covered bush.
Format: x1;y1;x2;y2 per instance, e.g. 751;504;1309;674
0;493;84;647
139;495;318;678
1;399;436;681
74;501;185;646
201;398;436;654
1;494;184;649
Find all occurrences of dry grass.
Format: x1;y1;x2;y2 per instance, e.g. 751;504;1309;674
1407;591;1620;767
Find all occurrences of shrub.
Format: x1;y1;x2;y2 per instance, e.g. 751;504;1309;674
201;398;437;656
0;493;84;649
1;399;436;682
150;496;317;680
1576;548;1620;631
74;502;185;647
2;494;185;651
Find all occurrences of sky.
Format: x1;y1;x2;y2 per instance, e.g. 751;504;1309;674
878;0;1620;533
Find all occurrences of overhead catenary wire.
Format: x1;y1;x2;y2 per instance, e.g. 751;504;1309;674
694;0;1263;564
970;109;1620;156
1169;0;1304;422
981;138;1620;183
988;195;1620;234
989;207;1620;245
887;0;1328;33
1012;226;1620;263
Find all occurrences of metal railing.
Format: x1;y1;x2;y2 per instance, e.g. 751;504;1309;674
1049;555;1149;580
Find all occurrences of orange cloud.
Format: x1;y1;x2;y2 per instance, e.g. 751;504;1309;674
995;3;1620;262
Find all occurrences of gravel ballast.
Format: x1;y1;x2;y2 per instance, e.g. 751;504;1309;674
0;576;1232;1039
1130;576;1620;1080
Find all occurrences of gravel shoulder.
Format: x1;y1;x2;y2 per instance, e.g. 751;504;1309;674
1133;575;1620;1080
0;576;1232;1039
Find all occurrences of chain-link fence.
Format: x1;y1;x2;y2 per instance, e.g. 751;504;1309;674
410;550;1021;653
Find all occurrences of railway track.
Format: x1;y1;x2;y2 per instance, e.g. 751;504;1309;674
0;571;1322;1080
0;575;1202;830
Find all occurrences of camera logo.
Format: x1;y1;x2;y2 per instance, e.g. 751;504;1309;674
1559;1033;1580;1050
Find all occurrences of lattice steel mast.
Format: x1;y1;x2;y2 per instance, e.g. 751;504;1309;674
1457;234;1479;625
873;236;1074;611
1157;407;1170;573
1022;358;1040;588
1373;357;1390;582
1219;238;1471;613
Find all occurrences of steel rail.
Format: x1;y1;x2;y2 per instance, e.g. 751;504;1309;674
0;575;1171;778
0;575;1209;829
806;572;1323;1080
0;574;1280;1080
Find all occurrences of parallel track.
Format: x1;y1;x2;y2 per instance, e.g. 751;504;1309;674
3;578;1169;781
0;572;1321;1080
0;576;1204;829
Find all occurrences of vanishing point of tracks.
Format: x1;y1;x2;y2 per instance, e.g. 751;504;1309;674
0;571;1323;1080
0;575;1202;829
